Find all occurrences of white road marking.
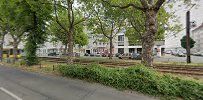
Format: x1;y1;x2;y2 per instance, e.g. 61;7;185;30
0;87;22;100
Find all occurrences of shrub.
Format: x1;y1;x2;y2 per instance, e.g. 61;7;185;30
58;64;203;100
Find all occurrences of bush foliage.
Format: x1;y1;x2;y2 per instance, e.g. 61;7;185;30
58;64;203;100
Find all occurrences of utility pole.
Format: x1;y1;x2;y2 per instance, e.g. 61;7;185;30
186;11;191;63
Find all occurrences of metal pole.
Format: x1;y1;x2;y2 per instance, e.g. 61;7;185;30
186;11;191;63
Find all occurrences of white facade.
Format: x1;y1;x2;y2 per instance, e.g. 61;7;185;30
83;34;110;54
114;33;165;55
84;31;165;56
3;34;24;49
191;24;203;53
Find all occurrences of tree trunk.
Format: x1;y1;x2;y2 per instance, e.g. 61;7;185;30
63;43;68;54
109;37;113;59
0;33;5;62
66;0;74;63
67;30;74;63
141;10;157;67
13;39;18;63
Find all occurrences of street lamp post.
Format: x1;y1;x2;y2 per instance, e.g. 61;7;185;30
186;11;191;63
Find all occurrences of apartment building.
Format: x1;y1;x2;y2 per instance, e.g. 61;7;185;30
191;23;203;53
84;32;165;57
2;31;165;57
84;34;110;54
1;34;24;57
114;33;165;56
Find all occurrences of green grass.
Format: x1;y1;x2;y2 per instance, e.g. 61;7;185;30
58;64;203;100
76;57;203;67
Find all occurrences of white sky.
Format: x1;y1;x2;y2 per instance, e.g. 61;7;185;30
165;0;203;49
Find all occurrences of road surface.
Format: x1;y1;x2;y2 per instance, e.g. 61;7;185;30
0;65;155;100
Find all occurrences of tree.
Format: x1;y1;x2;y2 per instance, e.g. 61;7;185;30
125;7;169;45
48;12;88;54
180;36;195;49
0;0;15;62
103;0;166;66
100;0;193;66
20;0;52;66
82;1;125;59
2;0;31;62
0;23;7;62
0;28;7;62
53;0;88;63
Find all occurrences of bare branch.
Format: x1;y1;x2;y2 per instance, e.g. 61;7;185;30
130;19;142;39
74;16;88;26
140;0;149;8
110;21;114;37
102;0;145;11
112;19;123;38
154;0;165;11
148;0;154;5
94;10;110;38
53;0;69;32
41;2;69;10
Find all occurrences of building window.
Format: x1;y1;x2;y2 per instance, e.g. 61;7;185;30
129;48;135;53
118;48;124;54
118;35;124;41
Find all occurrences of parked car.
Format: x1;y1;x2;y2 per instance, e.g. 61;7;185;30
101;53;110;57
171;51;178;56
115;53;121;57
165;50;172;54
118;53;132;59
90;53;95;57
176;52;186;57
74;53;80;57
131;53;142;60
95;53;101;57
84;53;89;56
193;51;203;56
48;52;58;56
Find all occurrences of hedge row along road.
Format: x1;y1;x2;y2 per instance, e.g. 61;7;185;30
39;57;203;76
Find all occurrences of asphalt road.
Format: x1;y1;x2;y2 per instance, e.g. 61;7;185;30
0;65;155;100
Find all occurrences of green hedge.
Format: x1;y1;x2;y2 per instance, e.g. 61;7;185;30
58;64;203;100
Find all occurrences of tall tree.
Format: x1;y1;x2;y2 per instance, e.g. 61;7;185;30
82;1;125;59
4;0;31;62
21;0;52;65
0;0;14;61
48;12;88;54
104;0;166;66
125;7;169;45
53;0;88;62
100;0;193;66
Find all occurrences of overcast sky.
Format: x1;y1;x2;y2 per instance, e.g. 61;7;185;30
165;0;203;49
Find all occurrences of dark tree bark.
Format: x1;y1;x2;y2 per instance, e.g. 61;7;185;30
13;39;18;62
109;37;113;59
67;0;75;63
0;32;6;62
141;10;158;67
63;43;68;54
67;30;74;63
